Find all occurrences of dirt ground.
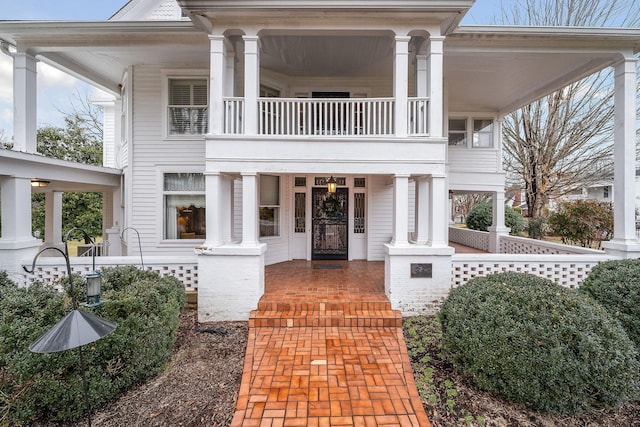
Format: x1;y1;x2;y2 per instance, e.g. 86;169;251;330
84;309;247;427
78;310;639;427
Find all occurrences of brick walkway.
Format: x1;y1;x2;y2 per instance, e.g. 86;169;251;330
231;261;431;427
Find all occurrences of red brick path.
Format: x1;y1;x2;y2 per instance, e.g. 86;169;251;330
230;261;431;427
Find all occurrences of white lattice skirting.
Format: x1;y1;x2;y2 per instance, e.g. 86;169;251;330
451;253;614;289
19;256;198;292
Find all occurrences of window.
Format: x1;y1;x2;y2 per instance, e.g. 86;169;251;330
260;175;280;237
294;192;306;233
472;119;494;147
168;79;208;135
163;173;205;239
603;186;609;199
448;117;494;148
448;118;467;146
354;192;365;234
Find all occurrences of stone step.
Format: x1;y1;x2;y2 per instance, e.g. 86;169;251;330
256;300;392;312
249;307;402;328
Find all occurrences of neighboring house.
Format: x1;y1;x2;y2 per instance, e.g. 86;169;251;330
0;0;639;320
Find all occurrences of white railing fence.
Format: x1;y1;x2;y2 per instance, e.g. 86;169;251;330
451;253;614;289
408;97;429;135
224;97;244;134
19;256;198;292
448;227;489;251
258;97;395;136
499;235;604;255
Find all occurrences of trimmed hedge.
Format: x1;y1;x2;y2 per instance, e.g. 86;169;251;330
439;272;639;414
0;266;186;423
580;259;640;350
466;201;525;235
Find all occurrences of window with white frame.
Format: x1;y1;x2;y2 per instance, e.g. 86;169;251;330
163;173;205;240
448;118;467;146
448;117;494;148
259;175;280;237
168;78;208;135
472;119;494;148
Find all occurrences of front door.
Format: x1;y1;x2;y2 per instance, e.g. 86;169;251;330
312;187;348;260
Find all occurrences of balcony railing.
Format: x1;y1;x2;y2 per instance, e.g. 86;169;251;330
223;97;430;136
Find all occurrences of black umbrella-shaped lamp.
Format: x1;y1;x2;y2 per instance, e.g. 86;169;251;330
29;309;116;353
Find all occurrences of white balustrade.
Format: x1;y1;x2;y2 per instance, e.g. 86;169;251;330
408;97;429;135
224;97;244;134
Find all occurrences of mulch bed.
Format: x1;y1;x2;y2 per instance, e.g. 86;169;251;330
84;309;247;427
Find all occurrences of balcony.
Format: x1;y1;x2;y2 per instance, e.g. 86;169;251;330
224;97;429;137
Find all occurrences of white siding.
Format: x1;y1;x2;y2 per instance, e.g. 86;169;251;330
368;175;393;260
130;65;206;256
448;148;501;173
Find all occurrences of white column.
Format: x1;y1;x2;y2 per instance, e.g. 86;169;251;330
242;172;259;245
13;52;38;153
44;191;63;246
209;35;226;135
224;45;236;97
391;174;410;245
243;35;260;135
612;57;638;243
205;172;222;246
428;174;447;246
1;177;35;242
488;190;510;253
415;176;430;244
416;54;428;98
220;174;233;243
394;36;410;137
428;36;445;138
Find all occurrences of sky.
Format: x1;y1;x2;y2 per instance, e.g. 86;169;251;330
0;0;500;140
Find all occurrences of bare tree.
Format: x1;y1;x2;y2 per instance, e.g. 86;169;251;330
56;89;104;142
499;0;640;218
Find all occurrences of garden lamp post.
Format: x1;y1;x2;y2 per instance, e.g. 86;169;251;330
25;233;116;427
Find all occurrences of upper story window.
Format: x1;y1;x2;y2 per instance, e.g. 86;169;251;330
168;79;208;135
448;118;467;146
448;117;494;148
473;119;494;148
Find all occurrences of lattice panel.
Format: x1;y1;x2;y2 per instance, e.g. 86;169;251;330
451;260;598;289
500;236;601;255
20;258;199;292
448;227;489;251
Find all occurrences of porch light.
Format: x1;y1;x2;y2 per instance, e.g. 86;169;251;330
31;179;50;187
327;176;337;193
84;271;103;307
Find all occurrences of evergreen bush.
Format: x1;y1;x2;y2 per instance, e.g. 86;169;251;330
580;259;640;350
439;272;639;414
466;201;524;235
0;267;186;423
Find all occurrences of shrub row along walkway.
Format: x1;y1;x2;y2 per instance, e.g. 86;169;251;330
231;260;431;426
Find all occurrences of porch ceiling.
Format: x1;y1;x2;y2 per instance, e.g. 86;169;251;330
0;22;638;114
0;149;121;193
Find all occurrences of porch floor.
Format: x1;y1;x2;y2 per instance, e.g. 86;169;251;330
231;260;431;426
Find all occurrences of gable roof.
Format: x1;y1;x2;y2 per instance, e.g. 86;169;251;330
111;0;185;21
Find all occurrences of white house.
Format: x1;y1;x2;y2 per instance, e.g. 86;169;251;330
0;0;638;320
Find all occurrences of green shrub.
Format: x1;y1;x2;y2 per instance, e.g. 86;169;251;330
439;272;639;414
580;259;640;350
526;216;550;240
466;201;524;235
0;267;186;423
